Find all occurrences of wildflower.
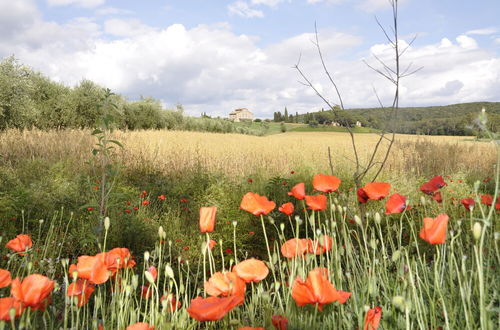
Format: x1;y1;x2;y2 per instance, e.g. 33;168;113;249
141;285;152;299
11;274;55;310
279;202;294;216
204;272;246;298
291;268;351;310
160;294;181;312
282;181;287;185
272;314;288;330
290;170;295;174
308;235;333;255
357;187;369;203
233;258;269;283
473;222;482;241
75;254;110;284
142;200;150;206
362;182;391;201
67;279;95;306
0;297;23;321
481;194;493;206
148;266;158;282
420;176;446;195
180;198;188;203
240;192;275;216
208;240;217;250
87;207;94;211
126;322;154;330
288;182;306;200
432;192;443;203
183;246;190;251
199;206;217;233
125;209;132;214
305;194;327;211
224;248;233;254
133;206;139;211
6;234;32;255
238;327;264;330
385;193;410;215
0;269;11;289
247;178;253;183
312;174;341;193
364;306;382;330
158;195;166;200
187;295;243;321
281;238;310;259
419;214;449;245
106;248;136;272
248;232;255;236
461;198;475;211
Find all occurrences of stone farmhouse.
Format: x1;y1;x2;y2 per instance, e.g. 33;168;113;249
229;108;253;122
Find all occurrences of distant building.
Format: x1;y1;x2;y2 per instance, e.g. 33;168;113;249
355;121;362;127
229;108;253;122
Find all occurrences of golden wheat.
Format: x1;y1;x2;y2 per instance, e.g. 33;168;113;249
0;129;495;180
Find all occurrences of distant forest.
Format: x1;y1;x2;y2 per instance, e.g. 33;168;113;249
274;103;499;136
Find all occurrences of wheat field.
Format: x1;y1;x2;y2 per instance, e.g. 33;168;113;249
0;129;495;179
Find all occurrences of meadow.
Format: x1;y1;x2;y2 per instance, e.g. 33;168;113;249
0;129;498;329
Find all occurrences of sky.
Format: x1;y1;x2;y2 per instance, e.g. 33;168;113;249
1;0;499;118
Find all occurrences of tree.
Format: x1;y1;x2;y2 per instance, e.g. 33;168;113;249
284;107;289;122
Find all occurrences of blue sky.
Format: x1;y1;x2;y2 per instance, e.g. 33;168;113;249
1;0;499;117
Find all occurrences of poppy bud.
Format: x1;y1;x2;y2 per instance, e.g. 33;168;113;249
420;196;426;205
354;215;362;226
104;217;110;231
473;180;480;192
232;221;238;227
132;275;139;289
158;226;165;239
343;206;347;213
145;271;155;284
337;205;343;213
280;223;285;231
392;295;406;311
334;198;338;204
165;265;174;279
144;251;150;262
370;238;377;250
125;285;132;296
495;232;500;241
374;212;381;224
39;219;44;225
473;222;482;241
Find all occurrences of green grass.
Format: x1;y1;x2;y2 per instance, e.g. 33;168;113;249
288;125;379;133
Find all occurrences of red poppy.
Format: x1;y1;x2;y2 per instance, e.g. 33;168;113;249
432;192;443;203
308;235;333;255
282;181;287;185
11;274;55;310
0;269;11;289
75;254;110;284
291;268;351;310
158;195;166;200
126;323;154;330
208;240;217;250
133;206;139;211
240;192;275;216
233;258;269;283
125;209;132;214
67;279;95;306
106;248;136;272
419;213;449;245
362;182;391;201
183;246;190;251
238;327;264;330
224;248;233;254
305;194;327;211
481;194;493;206
312;174;341;193
148;266;158;282
279;202;295;215
187;295;243;321
0;297;23;321
160;294;181;312
364;306;382;330
420;176;446;195
281;238;310;259
87;207;94;211
142;200;150;206
204;272;246;298
357;188;369;203
6;234;33;254
290;170;295;174
288;182;306;200
180;198;188;203
385;193;410;214
141;285;152;299
199;206;217;233
272;314;288;330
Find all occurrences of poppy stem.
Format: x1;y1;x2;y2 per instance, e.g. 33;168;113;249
260;215;276;279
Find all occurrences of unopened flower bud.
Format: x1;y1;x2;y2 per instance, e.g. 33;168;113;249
144;251;150;262
145;271;155;284
354;215;362;226
280;223;285;231
165;264;174;279
392;295;406;310
420;196;426;206
104;217;110;231
374;212;381;224
473;222;482;241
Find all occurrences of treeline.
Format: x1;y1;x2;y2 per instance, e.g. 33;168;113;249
0;56;263;135
284;103;499;135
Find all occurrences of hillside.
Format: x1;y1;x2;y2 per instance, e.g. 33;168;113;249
294;102;499;136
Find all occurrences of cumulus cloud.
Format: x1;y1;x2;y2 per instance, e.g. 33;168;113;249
465;28;497;36
95;7;134;16
47;0;105;8
1;1;499;117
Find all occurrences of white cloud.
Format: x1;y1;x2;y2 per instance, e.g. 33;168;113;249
357;0;408;12
456;35;478;49
465;28;497;36
47;0;105;8
104;18;156;37
95;7;134;16
228;1;264;18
